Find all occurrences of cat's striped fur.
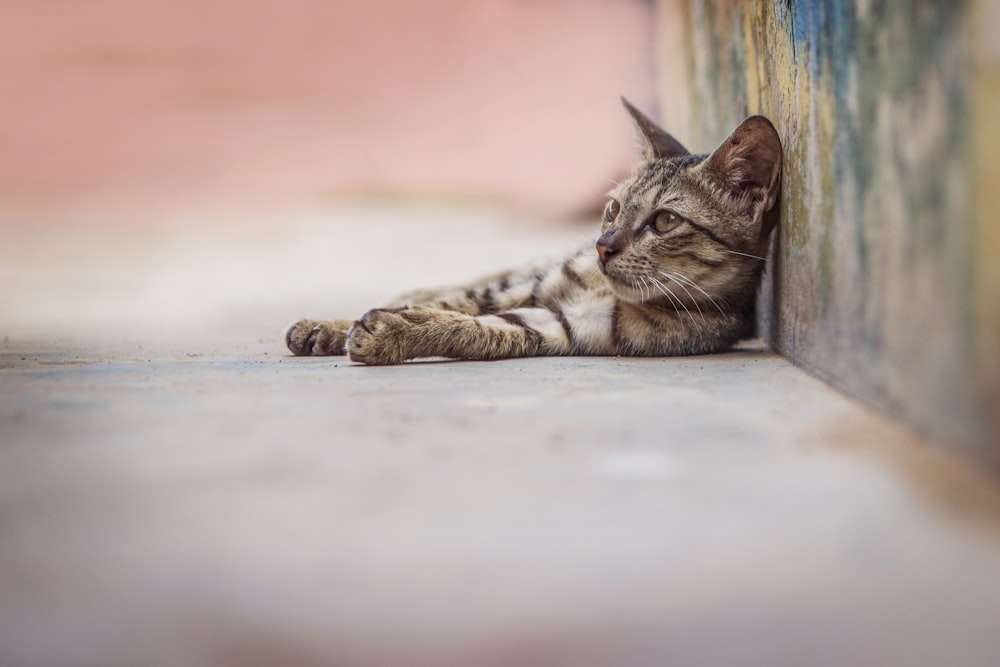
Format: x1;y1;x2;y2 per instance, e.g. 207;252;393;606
287;99;782;365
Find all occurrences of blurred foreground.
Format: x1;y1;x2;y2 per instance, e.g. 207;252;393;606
3;205;1000;666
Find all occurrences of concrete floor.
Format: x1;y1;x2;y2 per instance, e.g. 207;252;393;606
3;204;1000;666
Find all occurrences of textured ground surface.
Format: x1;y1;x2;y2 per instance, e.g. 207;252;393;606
3;205;1000;666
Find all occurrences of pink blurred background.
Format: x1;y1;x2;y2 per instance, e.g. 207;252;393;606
1;0;656;221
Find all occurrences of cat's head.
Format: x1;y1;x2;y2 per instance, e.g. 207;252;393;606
598;98;782;308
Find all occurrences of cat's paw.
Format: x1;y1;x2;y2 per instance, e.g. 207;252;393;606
346;308;417;365
285;319;348;356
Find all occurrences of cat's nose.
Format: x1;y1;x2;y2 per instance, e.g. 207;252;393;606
596;233;624;265
596;242;618;265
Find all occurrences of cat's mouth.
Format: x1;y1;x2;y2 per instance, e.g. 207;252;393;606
601;265;647;302
599;261;624;284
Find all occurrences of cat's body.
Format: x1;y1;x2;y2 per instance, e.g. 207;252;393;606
287;99;782;365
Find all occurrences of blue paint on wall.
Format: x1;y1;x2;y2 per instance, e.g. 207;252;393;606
673;0;991;460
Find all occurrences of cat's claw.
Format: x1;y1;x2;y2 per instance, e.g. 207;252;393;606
347;309;413;365
286;319;348;356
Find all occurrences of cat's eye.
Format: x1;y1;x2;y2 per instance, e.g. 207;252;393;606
653;211;683;234
603;199;620;222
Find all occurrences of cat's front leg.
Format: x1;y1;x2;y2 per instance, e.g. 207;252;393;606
346;306;572;365
285;318;354;356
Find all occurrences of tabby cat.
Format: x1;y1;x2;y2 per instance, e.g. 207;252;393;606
286;98;782;365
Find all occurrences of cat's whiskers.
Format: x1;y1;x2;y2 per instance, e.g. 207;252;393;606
640;276;655;305
657;273;704;317
655;284;683;315
637;275;672;312
646;274;694;322
660;270;727;317
723;249;767;261
660;279;697;323
642;276;653;301
631;276;648;303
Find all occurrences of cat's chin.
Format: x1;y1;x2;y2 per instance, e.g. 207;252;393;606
603;273;648;304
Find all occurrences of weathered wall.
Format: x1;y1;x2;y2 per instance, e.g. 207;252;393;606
654;0;999;464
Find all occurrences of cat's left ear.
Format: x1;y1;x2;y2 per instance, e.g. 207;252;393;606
621;97;689;162
705;116;783;212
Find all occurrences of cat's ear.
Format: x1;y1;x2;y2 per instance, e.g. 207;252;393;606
704;115;783;212
621;97;689;162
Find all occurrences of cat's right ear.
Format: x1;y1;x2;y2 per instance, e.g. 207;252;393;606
621;97;690;162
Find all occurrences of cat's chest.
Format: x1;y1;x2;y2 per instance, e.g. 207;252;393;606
534;250;611;306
